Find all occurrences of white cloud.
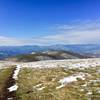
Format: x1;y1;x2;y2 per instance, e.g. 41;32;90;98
0;20;100;45
0;36;32;46
35;20;100;45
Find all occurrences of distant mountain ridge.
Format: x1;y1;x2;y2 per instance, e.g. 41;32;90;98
0;44;100;59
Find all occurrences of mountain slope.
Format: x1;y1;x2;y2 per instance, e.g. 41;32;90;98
6;50;87;62
0;44;100;59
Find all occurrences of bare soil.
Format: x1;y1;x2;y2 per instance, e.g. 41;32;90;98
0;67;17;100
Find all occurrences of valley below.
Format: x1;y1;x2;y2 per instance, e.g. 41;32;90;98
0;58;100;100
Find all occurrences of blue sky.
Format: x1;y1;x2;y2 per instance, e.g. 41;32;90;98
0;0;100;45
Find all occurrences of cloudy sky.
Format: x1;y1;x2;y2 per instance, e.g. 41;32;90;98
0;0;100;45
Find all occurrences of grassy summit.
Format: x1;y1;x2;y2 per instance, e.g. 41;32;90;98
16;66;100;100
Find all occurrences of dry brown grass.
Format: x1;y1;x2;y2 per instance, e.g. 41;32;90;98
0;67;14;98
16;67;100;100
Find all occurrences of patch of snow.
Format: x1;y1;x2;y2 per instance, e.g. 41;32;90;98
37;87;45;91
8;84;18;92
0;61;18;69
59;73;85;84
81;83;87;87
7;98;13;100
33;83;42;88
0;58;100;69
12;65;21;80
87;91;92;95
33;83;45;90
56;73;86;89
8;65;21;93
56;84;64;89
20;58;100;69
80;89;84;92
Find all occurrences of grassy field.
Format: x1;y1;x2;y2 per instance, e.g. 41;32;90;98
0;67;14;98
16;66;100;100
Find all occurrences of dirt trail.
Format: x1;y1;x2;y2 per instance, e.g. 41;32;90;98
0;67;17;100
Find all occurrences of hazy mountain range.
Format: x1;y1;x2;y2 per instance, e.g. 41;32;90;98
0;44;100;60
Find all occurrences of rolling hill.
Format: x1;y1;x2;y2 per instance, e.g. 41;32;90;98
0;44;100;60
6;50;87;62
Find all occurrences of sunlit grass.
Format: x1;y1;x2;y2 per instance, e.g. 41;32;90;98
16;66;100;100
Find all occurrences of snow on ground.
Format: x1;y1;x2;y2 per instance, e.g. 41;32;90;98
0;61;13;69
0;58;100;69
33;83;45;91
8;65;21;92
33;84;42;88
12;65;21;80
7;97;13;100
0;61;20;69
81;83;88;87
8;84;18;92
20;58;100;69
87;91;92;95
37;87;45;91
56;72;87;89
56;84;65;89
